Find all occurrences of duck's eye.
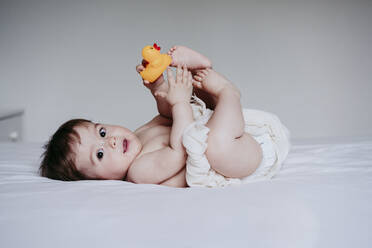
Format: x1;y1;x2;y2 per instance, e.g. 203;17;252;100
99;127;106;137
97;148;104;160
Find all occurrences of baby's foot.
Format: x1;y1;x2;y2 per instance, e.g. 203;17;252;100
168;46;212;70
193;69;240;98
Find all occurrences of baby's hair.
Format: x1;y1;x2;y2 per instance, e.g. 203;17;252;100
39;119;92;181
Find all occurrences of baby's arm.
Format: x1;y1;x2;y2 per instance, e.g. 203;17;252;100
128;66;194;184
136;63;172;119
157;65;194;152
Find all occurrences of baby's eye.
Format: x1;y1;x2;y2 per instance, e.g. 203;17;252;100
97;148;104;160
99;127;106;137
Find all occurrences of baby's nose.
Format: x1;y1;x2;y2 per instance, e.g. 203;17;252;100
108;136;116;148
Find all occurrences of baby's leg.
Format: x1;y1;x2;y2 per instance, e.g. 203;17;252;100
168;45;215;109
194;70;263;178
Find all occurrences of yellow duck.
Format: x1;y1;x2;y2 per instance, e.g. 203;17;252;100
140;43;172;83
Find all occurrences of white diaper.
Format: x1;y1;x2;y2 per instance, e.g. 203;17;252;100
182;96;291;188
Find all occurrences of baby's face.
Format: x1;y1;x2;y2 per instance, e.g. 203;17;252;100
74;122;142;180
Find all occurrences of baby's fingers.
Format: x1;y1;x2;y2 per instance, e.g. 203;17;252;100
136;64;145;73
142;79;151;87
188;71;193;86
182;65;189;84
154;91;167;98
167;67;175;85
176;65;182;84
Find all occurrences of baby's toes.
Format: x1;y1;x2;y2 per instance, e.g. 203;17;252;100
195;71;206;80
192;80;203;89
193;75;203;82
199;69;209;77
168;46;176;55
196;71;203;77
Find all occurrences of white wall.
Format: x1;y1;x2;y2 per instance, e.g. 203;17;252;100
1;0;371;142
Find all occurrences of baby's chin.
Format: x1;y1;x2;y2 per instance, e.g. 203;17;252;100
119;167;131;180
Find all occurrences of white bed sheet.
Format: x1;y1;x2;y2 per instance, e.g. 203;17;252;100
0;137;371;248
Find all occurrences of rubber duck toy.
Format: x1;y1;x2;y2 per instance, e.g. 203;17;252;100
140;43;172;83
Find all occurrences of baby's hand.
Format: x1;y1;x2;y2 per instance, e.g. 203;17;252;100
155;65;193;106
136;60;152;89
136;60;169;96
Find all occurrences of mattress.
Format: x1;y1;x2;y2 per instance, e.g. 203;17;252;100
0;137;371;248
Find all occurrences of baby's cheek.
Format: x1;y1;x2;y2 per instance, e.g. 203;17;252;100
113;156;127;170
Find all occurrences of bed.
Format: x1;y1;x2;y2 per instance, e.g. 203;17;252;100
0;137;371;248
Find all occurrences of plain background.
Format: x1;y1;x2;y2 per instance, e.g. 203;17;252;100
0;0;371;142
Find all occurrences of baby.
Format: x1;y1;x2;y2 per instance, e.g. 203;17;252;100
40;46;290;188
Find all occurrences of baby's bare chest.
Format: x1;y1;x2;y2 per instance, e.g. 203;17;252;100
134;125;187;187
137;125;171;155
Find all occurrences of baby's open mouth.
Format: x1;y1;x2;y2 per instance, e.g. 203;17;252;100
123;139;128;153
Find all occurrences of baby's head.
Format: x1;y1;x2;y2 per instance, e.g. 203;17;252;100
40;119;142;181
